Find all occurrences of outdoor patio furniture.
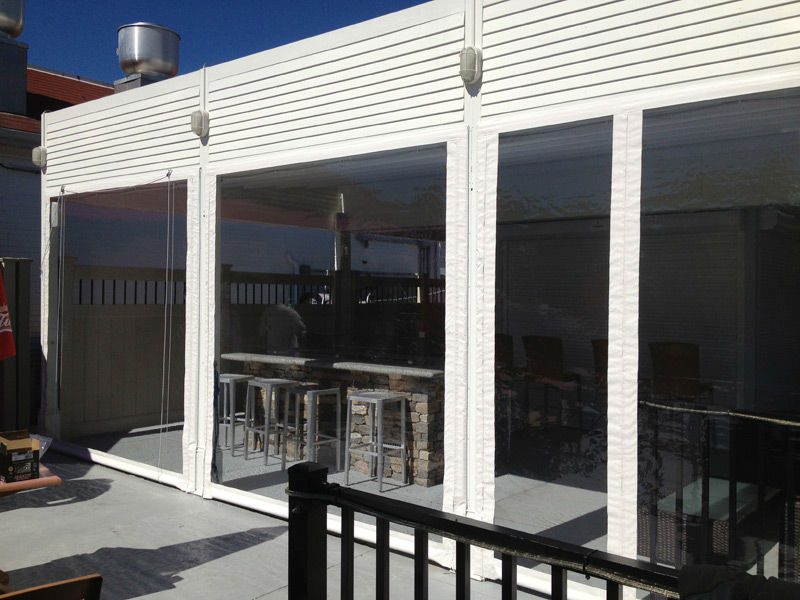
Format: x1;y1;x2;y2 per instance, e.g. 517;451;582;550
344;390;408;492
0;573;102;600
637;473;783;569
304;387;343;471
496;333;514;370
268;381;343;472
522;335;581;428
495;333;518;460
649;342;713;401
217;373;252;451
588;338;608;429
243;377;297;464
306;387;342;471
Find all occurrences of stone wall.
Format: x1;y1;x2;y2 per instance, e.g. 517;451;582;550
243;362;444;487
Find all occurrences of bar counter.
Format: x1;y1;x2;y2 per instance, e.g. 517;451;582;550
220;353;443;379
220;352;445;486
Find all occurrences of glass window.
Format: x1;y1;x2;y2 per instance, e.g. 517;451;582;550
56;181;187;474
494;118;612;555
638;89;800;581
216;145;446;511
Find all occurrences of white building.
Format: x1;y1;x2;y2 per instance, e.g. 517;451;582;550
39;1;800;592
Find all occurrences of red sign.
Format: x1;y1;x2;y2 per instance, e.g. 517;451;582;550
0;270;15;361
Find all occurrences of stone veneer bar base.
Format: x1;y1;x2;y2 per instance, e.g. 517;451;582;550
235;360;444;487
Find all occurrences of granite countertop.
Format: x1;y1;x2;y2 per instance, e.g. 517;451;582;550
220;352;444;379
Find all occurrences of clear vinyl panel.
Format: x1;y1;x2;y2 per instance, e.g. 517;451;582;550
216;144;446;511
638;89;800;582
55;181;187;473
494;118;612;554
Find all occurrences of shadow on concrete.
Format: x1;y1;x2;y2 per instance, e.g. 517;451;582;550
7;525;287;599
501;507;607;573
222;468;288;493
0;452;112;513
67;430;184;474
532;506;606;548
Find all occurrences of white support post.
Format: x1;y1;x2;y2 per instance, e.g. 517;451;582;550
607;112;643;571
463;0;495;579
182;172;201;493
40;110;61;439
470;129;499;580
199;168;217;498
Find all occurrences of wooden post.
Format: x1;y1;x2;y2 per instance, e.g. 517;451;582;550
288;462;329;600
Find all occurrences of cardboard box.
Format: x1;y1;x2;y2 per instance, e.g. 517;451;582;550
0;430;40;483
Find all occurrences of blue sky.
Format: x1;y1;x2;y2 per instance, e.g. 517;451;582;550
23;1;427;84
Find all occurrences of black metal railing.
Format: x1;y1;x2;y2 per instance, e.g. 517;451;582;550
639;398;799;577
287;462;679;600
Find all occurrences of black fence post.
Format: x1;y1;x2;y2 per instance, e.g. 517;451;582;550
288;462;329;600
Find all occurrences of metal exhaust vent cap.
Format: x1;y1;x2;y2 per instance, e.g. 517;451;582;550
0;0;24;38
117;22;180;78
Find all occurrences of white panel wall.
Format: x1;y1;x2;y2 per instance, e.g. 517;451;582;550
481;0;800;117
44;73;202;195
206;5;465;166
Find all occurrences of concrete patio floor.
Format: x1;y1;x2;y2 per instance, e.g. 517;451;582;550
70;424;608;551
0;452;543;599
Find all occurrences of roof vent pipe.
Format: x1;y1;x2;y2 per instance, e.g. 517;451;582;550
0;0;24;39
115;22;179;92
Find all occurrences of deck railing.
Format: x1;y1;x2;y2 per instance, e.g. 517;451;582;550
639;398;800;576
286;462;679;600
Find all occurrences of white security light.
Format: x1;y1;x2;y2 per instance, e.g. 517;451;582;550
191;110;210;137
459;46;482;86
32;146;47;168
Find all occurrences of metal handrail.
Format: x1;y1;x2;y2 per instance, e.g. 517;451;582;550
641;398;800;428
286;462;680;600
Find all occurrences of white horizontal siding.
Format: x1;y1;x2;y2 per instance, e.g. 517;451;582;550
481;0;800;117
207;12;465;163
45;78;201;193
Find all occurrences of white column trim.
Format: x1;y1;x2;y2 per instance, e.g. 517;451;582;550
440;131;470;575
606;111;643;560
182;172;201;492
200;172;218;498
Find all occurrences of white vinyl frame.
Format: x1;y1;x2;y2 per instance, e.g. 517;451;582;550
201;124;469;565
471;64;800;597
38;159;201;493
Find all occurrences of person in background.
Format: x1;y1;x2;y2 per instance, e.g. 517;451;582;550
258;303;306;354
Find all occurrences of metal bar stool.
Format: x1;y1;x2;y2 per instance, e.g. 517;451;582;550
344;390;407;491
217;374;252;451
244;377;297;464
275;384;343;471
278;382;319;471
305;388;343;472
